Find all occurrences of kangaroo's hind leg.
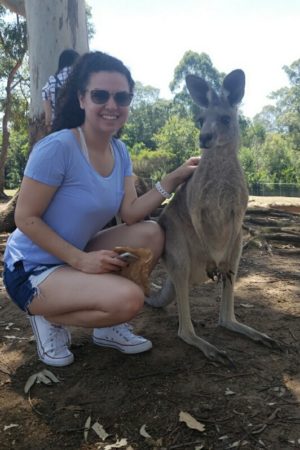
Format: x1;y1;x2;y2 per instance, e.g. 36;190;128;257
218;231;280;349
167;256;233;365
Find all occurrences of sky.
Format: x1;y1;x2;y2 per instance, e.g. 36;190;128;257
88;0;300;118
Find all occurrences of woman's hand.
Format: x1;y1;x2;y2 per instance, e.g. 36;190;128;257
119;156;200;225
75;249;128;274
160;156;201;193
172;156;201;184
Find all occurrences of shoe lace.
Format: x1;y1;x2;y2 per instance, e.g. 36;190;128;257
46;325;69;352
113;323;137;341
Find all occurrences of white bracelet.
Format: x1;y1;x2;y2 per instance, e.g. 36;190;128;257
155;181;172;199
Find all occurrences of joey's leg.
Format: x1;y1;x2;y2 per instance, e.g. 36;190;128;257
145;277;176;307
218;233;280;349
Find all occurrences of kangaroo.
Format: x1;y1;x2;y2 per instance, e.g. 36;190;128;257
146;69;277;364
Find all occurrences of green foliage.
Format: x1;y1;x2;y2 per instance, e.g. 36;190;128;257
122;82;172;150
154;115;199;170
169;51;224;122
85;3;96;40
123;55;300;189
169;50;223;93
261;134;298;183
253;105;279;133
0;6;29;193
240;133;299;186
0;9;26;64
261;59;300;149
130;147;173;182
241;120;266;148
1;18;299;193
5;128;29;188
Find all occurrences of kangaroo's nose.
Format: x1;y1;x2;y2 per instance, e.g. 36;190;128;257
200;133;213;148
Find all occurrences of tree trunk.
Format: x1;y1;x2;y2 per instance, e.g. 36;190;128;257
24;0;89;145
1;0;89;144
0;0;89;227
0;192;18;232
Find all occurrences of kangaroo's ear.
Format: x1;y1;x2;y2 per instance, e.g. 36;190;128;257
221;69;245;106
186;74;218;108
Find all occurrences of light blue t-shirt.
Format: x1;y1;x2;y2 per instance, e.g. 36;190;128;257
4;129;132;270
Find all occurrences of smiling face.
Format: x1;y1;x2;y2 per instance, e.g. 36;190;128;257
78;71;131;136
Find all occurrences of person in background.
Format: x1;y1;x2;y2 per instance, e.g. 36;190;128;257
3;51;200;367
42;49;79;132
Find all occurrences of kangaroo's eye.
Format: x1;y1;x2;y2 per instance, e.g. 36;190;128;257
220;115;231;126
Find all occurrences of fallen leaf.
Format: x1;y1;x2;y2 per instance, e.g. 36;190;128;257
84;415;92;442
42;369;59;383
24;374;38;394
101;438;128;449
36;372;52;385
4;424;19;431
228;441;249;448
179;411;205;432
24;369;59;393
4;335;28;340
219;435;229;440
139;424;152;438
92;422;109;441
239;303;254;308
225;388;235;395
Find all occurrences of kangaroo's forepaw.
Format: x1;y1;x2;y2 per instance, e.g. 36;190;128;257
207;268;234;287
207;268;224;283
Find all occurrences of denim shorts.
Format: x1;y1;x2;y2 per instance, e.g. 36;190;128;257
2;261;64;313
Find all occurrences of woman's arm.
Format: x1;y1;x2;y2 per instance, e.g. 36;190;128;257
15;177;125;274
119;156;200;224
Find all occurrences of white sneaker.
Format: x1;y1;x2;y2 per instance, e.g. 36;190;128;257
28;315;74;367
93;323;152;354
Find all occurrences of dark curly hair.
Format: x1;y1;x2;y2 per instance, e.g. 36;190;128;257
56;49;79;74
52;51;135;132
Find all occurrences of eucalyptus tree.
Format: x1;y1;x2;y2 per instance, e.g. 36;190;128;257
169;50;224;121
0;5;27;197
0;0;89;231
1;0;89;142
272;59;300;150
255;59;300;150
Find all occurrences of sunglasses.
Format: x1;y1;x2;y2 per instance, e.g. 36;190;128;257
87;89;134;107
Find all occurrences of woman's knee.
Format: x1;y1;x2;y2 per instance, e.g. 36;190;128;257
142;220;165;255
113;282;145;320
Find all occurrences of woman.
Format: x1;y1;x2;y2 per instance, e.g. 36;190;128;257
3;51;200;367
42;48;79;132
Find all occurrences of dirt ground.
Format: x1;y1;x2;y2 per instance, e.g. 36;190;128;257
0;197;299;450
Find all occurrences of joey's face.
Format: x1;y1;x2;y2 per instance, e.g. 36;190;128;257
79;71;132;136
